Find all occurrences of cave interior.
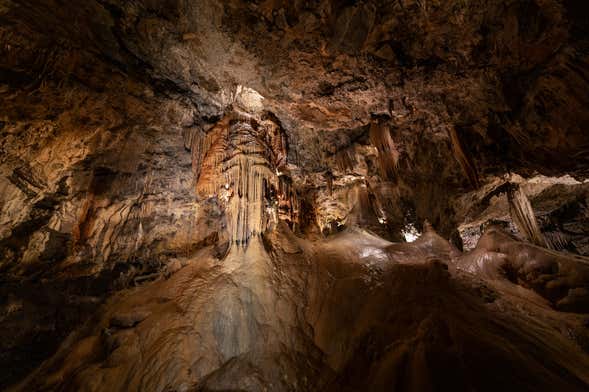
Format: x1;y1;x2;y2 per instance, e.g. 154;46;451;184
1;0;589;391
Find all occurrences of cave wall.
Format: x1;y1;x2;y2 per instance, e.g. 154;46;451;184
3;0;588;265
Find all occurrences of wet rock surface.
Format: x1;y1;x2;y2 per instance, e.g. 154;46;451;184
1;0;589;390
8;226;589;391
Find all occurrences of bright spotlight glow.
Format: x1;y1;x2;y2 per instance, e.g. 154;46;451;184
401;224;420;242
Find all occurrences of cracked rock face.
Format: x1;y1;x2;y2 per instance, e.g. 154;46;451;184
1;0;589;390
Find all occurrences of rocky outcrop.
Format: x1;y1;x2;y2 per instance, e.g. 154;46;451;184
455;174;589;255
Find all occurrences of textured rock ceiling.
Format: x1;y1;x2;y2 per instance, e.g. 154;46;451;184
1;0;589;390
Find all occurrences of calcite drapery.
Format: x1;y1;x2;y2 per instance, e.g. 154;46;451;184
189;112;291;247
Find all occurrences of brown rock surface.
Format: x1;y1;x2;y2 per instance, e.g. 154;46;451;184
9;226;589;391
1;0;589;390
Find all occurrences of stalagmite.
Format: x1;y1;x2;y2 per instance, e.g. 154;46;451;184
507;183;550;248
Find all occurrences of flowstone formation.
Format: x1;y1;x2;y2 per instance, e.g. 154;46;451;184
189;110;294;248
10;223;589;391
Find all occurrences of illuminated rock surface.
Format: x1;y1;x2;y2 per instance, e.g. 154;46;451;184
1;0;589;390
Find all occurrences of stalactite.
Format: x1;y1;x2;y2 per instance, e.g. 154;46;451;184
507;184;550;248
224;152;277;246
290;193;300;232
188;127;207;180
195;122;229;197
134;222;143;252
366;183;389;224
334;146;357;173
260;114;288;170
277;174;299;230
448;127;480;188
347;184;380;226
325;170;334;195
369;121;399;179
189;112;295;248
